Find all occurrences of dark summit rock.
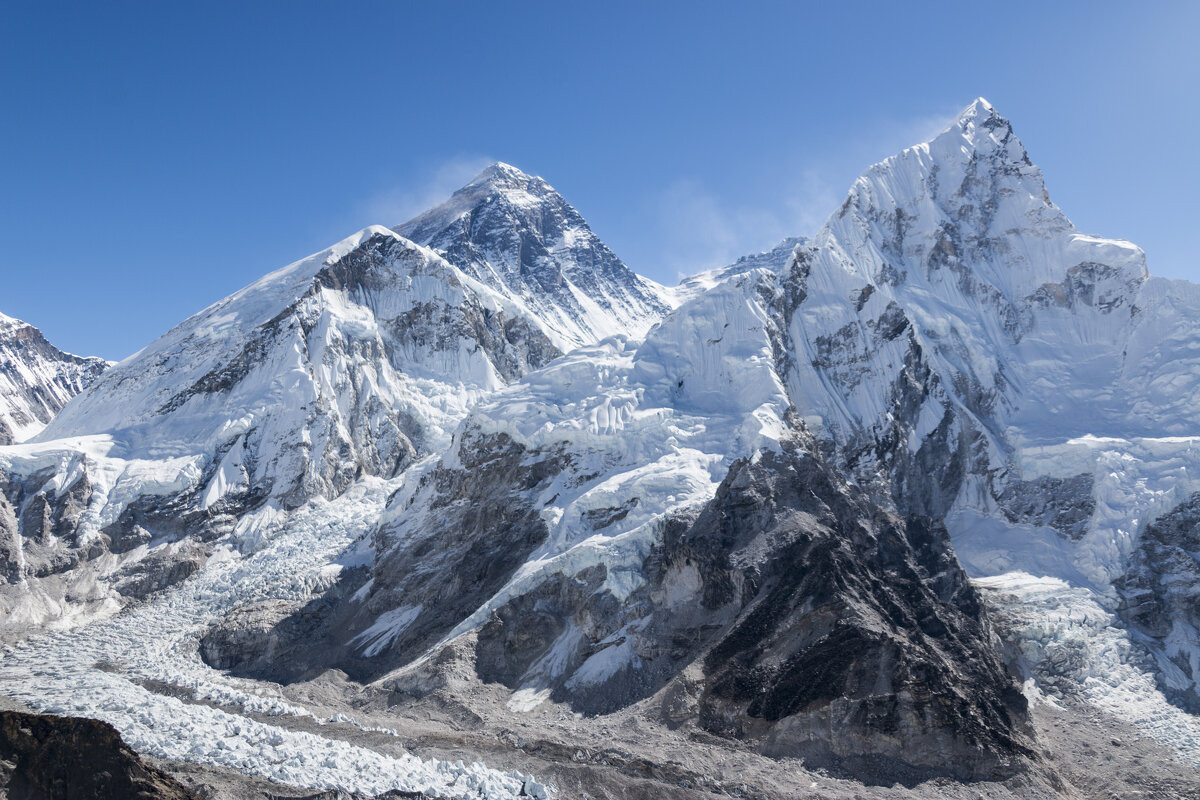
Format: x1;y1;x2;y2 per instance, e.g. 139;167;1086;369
396;162;671;349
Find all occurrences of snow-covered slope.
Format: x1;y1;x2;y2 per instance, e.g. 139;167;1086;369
784;97;1159;456
396;162;675;350
0;313;108;445
0;158;691;637
777;98;1200;730
673;235;805;300
38;227;558;504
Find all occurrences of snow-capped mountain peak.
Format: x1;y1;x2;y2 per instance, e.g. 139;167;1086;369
396;162;674;350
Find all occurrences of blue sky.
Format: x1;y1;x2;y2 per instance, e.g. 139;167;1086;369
3;1;1197;360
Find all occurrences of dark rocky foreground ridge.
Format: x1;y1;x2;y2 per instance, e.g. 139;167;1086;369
0;710;197;800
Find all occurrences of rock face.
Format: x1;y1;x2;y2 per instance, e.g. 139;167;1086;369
685;451;1030;782
0;709;198;800
1116;493;1200;713
0;313;108;445
481;445;1034;784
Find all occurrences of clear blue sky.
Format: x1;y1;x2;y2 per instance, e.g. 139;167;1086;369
3;1;1197;360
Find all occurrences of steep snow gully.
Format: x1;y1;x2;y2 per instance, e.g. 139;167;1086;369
2;99;1200;798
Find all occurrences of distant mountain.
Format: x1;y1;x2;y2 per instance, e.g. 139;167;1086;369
0;312;108;445
674;235;806;299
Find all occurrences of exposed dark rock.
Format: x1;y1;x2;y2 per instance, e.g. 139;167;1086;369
1028;262;1143;313
0;458;230;595
663;447;1032;784
396;163;671;347
997;473;1095;540
1115;492;1200;713
198;567;369;681
202;428;571;684
0;709;198;800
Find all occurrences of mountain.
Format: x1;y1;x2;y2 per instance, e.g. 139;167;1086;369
0;313;109;445
2;102;1200;799
395;162;675;350
778;98;1200;717
238;270;1034;783
1;166;679;630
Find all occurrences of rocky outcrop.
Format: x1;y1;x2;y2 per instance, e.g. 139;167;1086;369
0;709;198;799
0;455;220;594
468;443;1035;785
996;473;1095;541
674;448;1033;783
201;427;572;683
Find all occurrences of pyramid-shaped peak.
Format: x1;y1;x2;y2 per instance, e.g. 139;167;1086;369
396;162;568;239
961;96;997;120
930;96;1023;155
474;161;533;181
465;161;552;195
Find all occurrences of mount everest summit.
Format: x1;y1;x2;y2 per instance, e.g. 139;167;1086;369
1;98;1199;799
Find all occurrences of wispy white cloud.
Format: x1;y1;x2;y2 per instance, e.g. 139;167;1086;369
359;155;495;227
869;107;961;158
653;169;840;279
650;105;961;280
